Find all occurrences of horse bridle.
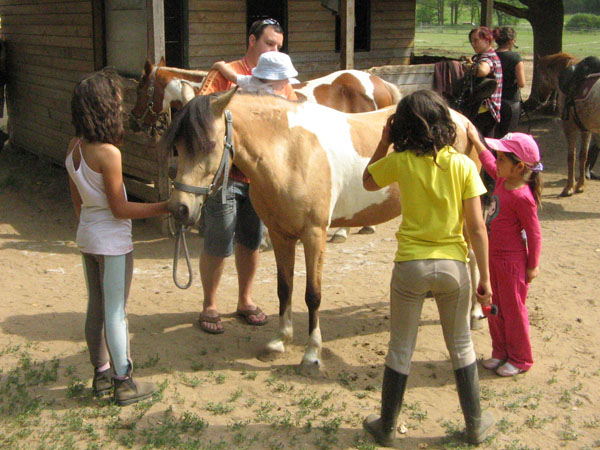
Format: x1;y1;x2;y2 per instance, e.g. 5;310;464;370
172;110;235;289
130;66;169;137
171;110;235;203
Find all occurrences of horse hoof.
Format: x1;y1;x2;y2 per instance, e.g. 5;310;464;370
257;349;284;362
575;185;584;194
470;317;483;330
559;188;574;197
329;234;347;244
297;359;322;377
358;226;376;235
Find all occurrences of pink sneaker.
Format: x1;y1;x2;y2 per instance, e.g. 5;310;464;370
496;362;525;377
481;357;504;370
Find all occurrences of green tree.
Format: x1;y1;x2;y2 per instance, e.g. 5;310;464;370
484;0;565;102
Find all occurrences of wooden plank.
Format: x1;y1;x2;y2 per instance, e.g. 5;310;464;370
0;13;91;26
13;79;72;102
123;178;160;202
9;50;94;72
0;2;91;15
13;43;93;61
5;33;93;49
147;0;165;64
1;0;82;5
187;33;243;46
4;24;91;37
188;44;246;58
188;22;245;34
289;1;325;12
188;11;245;22
188;0;243;11
10;61;88;83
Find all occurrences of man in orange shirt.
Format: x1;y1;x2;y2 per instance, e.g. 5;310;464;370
197;19;296;334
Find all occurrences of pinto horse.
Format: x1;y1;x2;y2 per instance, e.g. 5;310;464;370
161;89;479;372
537;52;600;196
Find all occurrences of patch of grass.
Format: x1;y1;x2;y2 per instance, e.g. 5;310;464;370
205;401;234;415
139;353;160;369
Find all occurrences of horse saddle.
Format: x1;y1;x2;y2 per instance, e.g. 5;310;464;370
559;56;600;99
451;74;497;120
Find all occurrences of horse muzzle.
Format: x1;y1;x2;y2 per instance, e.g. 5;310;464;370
168;194;203;227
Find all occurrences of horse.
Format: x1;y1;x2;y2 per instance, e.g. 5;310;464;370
129;57;208;137
537;52;600;196
130;61;400;240
161;89;480;373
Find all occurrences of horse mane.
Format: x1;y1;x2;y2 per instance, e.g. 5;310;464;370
159;95;216;158
539;52;578;71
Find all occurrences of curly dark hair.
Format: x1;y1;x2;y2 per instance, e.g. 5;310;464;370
71;68;124;145
389;90;457;159
493;26;516;47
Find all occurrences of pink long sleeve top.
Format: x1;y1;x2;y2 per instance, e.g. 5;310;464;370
479;149;542;269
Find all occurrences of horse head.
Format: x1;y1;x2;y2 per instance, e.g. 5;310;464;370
161;88;237;226
129;57;169;135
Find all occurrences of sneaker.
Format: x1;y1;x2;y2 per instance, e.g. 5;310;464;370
114;377;156;406
496;362;525;377
481;357;505;370
92;368;113;397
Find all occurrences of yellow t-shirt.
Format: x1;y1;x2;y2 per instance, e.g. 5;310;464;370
368;146;486;263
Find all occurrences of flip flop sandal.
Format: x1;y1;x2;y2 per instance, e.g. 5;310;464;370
198;312;224;334
236;307;268;326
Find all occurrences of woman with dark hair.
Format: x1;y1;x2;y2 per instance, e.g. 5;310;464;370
361;90;494;446
494;26;526;138
67;69;169;405
467;26;503;138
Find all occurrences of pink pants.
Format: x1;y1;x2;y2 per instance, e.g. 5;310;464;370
489;252;533;371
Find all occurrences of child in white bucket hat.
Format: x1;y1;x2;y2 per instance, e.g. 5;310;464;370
211;51;299;97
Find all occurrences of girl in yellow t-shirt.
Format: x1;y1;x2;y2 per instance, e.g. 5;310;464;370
361;90;494;446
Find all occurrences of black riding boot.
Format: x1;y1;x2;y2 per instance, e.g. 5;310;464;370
585;142;600;180
454;362;495;444
363;366;408;447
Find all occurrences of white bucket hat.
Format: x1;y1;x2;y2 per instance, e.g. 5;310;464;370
252;51;298;81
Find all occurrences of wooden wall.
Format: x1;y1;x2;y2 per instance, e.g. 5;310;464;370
188;0;416;79
0;0;165;203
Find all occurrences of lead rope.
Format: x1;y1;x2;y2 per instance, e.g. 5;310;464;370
173;223;193;289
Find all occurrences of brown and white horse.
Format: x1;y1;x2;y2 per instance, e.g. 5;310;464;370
537;52;600;196
162;89;479;372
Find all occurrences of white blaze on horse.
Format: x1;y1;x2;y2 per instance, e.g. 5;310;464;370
537;52;600;196
160;89;480;372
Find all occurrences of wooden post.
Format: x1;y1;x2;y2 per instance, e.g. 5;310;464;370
340;0;354;70
146;0;165;64
480;0;494;27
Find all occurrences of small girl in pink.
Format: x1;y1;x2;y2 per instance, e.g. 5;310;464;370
467;127;543;377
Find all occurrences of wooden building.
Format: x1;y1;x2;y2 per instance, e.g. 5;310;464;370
0;0;418;205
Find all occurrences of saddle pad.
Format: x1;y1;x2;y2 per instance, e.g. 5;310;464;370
575;73;600;102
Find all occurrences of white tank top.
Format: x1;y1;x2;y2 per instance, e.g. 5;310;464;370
65;139;133;255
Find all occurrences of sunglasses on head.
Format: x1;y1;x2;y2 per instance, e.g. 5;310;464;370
250;18;280;35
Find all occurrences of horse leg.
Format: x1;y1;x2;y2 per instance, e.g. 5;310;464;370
468;248;483;330
299;227;327;376
585;139;600;179
261;231;296;359
330;227;348;243
560;121;578;197
575;132;592;193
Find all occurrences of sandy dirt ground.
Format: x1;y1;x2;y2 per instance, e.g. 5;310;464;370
1;74;600;448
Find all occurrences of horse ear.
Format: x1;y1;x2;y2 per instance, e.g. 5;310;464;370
144;59;153;75
158;56;166;67
209;87;238;117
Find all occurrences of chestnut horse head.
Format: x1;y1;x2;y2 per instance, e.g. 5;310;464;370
129;58;207;136
160;89;475;372
292;69;401;113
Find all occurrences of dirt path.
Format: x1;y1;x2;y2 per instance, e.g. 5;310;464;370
1;108;599;447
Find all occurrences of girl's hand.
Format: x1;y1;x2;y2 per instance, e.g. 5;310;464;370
381;115;394;148
476;281;492;305
526;266;539;283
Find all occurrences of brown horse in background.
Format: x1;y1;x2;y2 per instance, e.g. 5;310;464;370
161;90;478;373
537;52;600;196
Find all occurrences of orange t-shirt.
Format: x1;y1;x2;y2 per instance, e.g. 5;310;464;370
199;58;297;182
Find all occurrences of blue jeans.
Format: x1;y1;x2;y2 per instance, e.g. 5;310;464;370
200;180;264;257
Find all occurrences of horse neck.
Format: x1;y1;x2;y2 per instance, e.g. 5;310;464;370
226;97;290;178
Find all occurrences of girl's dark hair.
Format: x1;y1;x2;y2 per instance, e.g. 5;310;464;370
493;26;516;47
469;26;495;45
71;68;124;145
504;152;543;207
389;90;457;160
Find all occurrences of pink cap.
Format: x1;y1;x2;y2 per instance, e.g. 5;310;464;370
484;132;540;166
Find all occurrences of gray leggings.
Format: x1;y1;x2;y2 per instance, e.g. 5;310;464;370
386;259;476;374
82;252;133;377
